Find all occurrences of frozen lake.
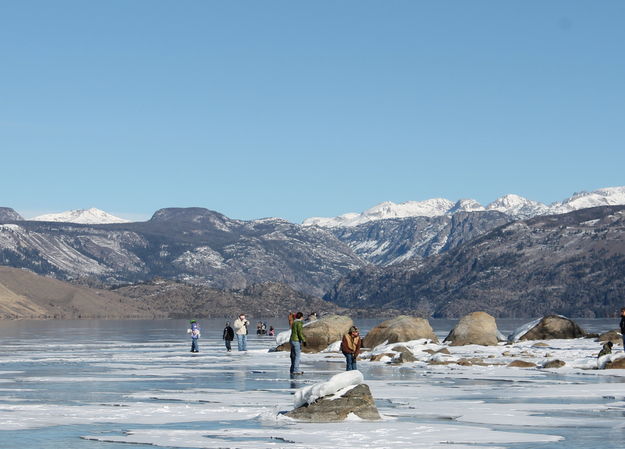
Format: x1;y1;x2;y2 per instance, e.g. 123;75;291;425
1;318;624;448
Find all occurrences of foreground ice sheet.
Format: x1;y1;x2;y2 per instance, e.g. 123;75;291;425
1;319;625;449
83;421;563;449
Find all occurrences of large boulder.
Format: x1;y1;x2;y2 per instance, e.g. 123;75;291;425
285;371;380;422
276;314;353;353
512;315;586;341
444;311;500;346
363;315;438;348
597;329;622;345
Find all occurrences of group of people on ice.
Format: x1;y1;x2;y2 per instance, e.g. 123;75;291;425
187;314;276;353
189;310;363;375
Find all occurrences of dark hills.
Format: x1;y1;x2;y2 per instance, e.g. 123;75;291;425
325;206;625;318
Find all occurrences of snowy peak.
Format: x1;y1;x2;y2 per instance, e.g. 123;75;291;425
303;186;625;228
448;199;486;214
364;198;455;220
31;208;130;224
550;186;625;214
303;198;454;227
486;194;549;219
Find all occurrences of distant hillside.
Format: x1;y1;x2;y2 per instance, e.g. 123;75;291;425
0;207;365;296
113;279;345;318
0;266;154;319
325;206;625;318
0;267;345;319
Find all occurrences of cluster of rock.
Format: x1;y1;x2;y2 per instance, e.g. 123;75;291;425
281;311;624;422
276;312;624;371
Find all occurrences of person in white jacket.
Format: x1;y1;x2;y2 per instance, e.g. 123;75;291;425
233;314;250;351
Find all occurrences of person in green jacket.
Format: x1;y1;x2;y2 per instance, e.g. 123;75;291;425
290;311;306;375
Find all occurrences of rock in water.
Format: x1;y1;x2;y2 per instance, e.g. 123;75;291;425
515;315;586;341
286;384;381;422
363;315;439;348
444;311;499;346
276;314;353;353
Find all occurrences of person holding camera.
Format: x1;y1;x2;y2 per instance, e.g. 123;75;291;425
233;313;250;351
289;311;306;375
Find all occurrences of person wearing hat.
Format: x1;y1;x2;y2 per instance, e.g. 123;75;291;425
223;321;235;352
187;319;201;353
340;326;362;371
233;313;250;351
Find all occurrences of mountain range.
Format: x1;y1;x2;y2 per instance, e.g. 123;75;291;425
303;186;625;227
2;186;625;318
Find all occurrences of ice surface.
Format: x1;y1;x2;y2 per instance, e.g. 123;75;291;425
1;319;624;449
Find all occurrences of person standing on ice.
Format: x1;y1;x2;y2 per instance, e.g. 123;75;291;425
187;319;201;353
340;326;362;371
233;313;250;351
223;321;234;352
289;311;306;375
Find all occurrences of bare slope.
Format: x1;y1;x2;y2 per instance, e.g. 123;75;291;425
0;266;154;319
113;279;345;318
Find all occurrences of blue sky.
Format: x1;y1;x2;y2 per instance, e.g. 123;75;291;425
1;1;624;222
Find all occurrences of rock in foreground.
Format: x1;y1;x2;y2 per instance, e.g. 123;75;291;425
285;371;380;422
444;311;500;346
363;315;439;348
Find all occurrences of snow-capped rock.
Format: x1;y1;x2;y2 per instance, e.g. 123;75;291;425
32;208;130;224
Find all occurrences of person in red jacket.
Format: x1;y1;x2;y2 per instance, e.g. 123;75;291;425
340;326;362;371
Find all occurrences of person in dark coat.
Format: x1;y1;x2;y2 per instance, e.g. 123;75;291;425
223;321;235;352
620;308;625;351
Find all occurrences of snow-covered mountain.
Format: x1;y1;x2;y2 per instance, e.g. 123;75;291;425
550;186;625;214
31;208;130;224
304;199;455;227
303;186;625;227
485;194;549;219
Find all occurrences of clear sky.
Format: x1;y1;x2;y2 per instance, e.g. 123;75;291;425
1;1;624;223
